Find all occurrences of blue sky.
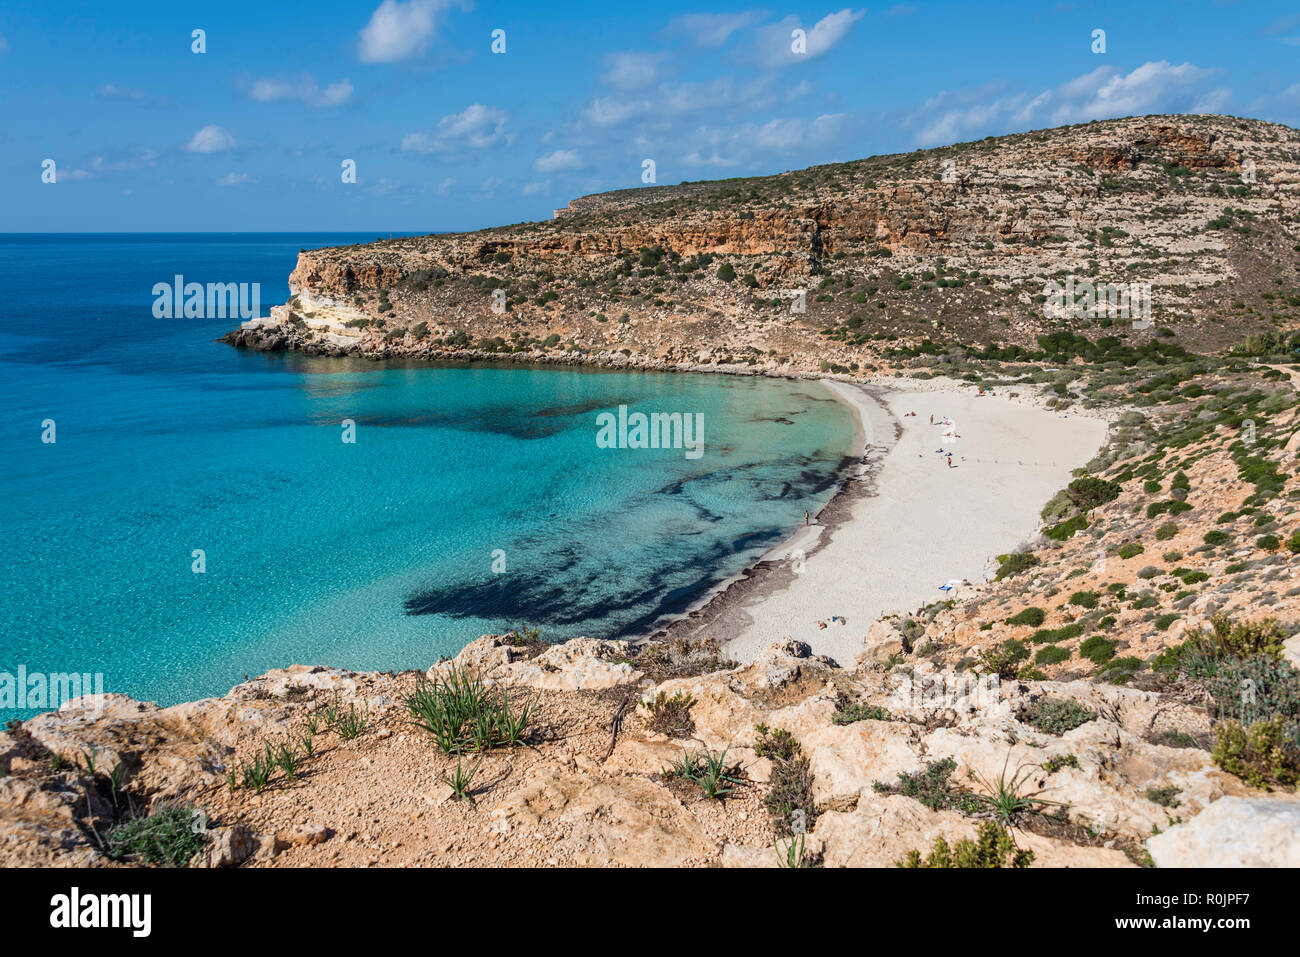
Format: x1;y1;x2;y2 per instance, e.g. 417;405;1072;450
2;0;1299;232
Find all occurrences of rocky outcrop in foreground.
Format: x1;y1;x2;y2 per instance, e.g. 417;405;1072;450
3;635;1296;868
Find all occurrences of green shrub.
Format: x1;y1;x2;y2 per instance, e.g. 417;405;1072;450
716;263;736;282
1182;570;1209;585
898;821;1033;868
1257;534;1281;551
1118;543;1145;559
1022;699;1097;735
873;757;980;812
1046;514;1088;540
1005;607;1046;628
1100;656;1145;682
1287;531;1300;554
996;552;1039;580
1211;716;1299;789
106;804;209;866
1080;636;1117;664
755;724;817;837
1187;614;1287;662
832;700;893;725
1066;477;1121;510
1155;522;1179;541
1203;530;1230;546
1068;590;1099;609
1035;645;1071;666
977;640;1030;678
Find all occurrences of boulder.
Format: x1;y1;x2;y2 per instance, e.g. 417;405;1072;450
1147;796;1300;867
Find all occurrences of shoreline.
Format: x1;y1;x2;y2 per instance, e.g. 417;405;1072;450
641;378;898;650
647;376;1111;666
231;332;1107;670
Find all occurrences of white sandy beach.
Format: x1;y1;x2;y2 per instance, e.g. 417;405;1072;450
713;379;1110;665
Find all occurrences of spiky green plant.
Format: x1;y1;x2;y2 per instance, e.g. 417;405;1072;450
967;755;1068;824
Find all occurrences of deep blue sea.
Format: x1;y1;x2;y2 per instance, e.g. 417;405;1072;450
0;234;856;714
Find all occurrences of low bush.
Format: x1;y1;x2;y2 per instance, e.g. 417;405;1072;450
1005;607;1046;627
1080;636;1117;664
1022;699;1097;735
898;821;1033;868
106;804;209;866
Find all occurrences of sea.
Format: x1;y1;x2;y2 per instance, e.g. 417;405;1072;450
0;233;857;715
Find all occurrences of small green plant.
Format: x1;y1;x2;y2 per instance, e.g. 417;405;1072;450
275;742;300;780
333;703;369;740
439;754;484;802
1145;785;1182;807
832;700;893;724
967;756;1068;824
237;746;276;792
642;691;696;737
1043;753;1079;773
1022;698;1098;735
977;639;1030;678
406;667;535;753
664;748;743;799
1118;543;1145;560
774;832;808;868
898;821;1033;868
695;748;742;799
996;552;1039;580
873;757;981;812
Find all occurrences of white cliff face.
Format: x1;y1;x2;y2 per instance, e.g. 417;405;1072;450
244;288;373;349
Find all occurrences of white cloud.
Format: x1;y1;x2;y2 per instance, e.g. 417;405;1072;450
600;51;669;91
681;113;849;167
533;148;583;173
55;148;159;181
249;75;353;108
357;0;464;63
750;9;865;68
910;61;1227;146
521;180;550;196
435;177;456;195
401;104;510;153
580;75;779;128
184;125;237;153
662;11;764;47
99;83;147;101
216;172;257;187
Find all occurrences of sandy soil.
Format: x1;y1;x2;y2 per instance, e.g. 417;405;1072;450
703;380;1110;665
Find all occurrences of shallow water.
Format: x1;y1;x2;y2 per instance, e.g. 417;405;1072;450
0;234;857;713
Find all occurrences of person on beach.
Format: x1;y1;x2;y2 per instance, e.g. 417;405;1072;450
804;510;810;526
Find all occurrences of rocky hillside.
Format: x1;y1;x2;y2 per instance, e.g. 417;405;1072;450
226;114;1300;373
2;632;1292;869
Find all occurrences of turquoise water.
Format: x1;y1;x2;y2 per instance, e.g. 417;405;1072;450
0;234;856;714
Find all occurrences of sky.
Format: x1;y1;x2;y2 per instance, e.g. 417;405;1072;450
2;0;1299;232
